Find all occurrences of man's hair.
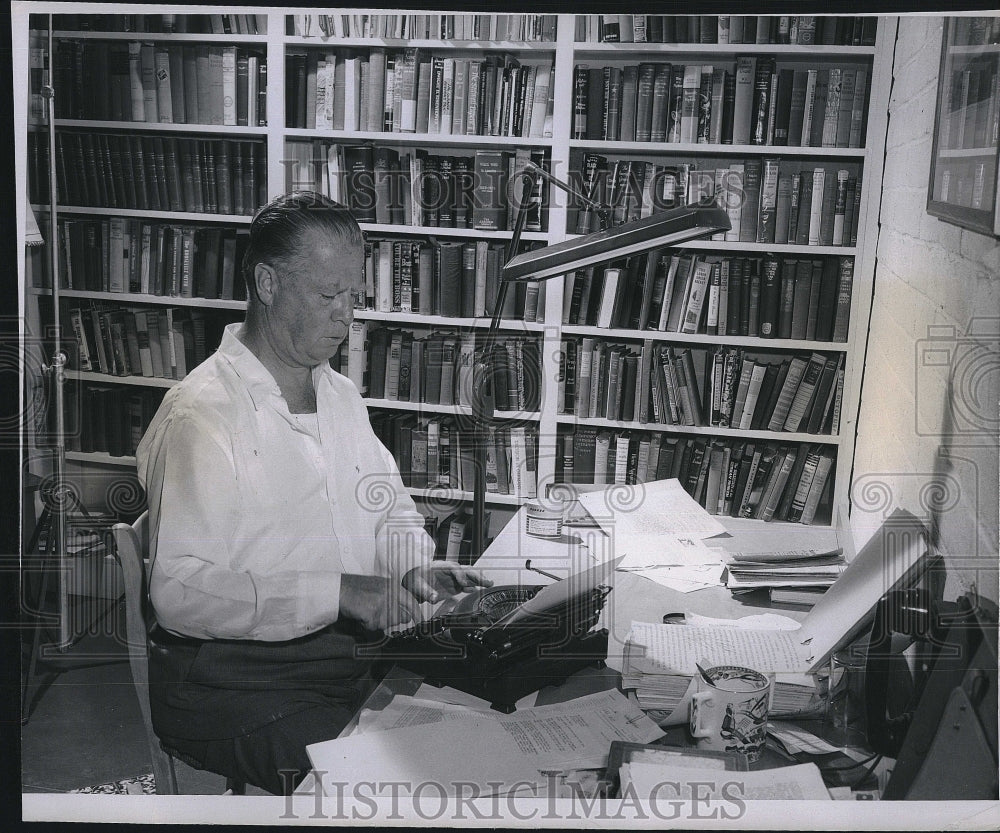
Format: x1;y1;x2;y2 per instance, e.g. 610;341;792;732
242;191;364;300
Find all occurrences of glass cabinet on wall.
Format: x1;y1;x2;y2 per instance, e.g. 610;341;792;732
928;15;1000;235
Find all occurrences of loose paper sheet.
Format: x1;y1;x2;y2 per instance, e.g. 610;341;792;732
768;722;870;762
622;564;726;593
492;689;663;768
684;612;802;630
576;479;727;541
355;697;480;735
411;683;538;711
796;509;927;671
622;760;830;800
616;535;727;570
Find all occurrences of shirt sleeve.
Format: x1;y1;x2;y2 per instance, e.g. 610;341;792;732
372;436;437;583
351;396;436;585
139;405;344;641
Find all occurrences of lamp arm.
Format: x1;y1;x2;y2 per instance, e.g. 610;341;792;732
470;166;538;560
482;169;534;358
520;159;609;225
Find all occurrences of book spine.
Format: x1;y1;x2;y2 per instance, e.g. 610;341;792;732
732;56;755;144
757;158;780;243
808;168;825;246
849;69;867;148
819;172;838;247
767;355;807;430
832;257;854;341
799;452;834;524
572;64;589;139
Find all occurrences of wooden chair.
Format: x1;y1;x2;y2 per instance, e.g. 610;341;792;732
111;512;245;795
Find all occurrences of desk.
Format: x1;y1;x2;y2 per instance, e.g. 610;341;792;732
473;507;847;677
298;510;866;798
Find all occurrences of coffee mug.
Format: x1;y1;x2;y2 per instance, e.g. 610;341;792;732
689;664;772;762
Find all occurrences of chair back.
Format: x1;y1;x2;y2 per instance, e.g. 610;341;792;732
111;510;178;794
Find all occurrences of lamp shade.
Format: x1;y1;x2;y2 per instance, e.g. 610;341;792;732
501;204;731;283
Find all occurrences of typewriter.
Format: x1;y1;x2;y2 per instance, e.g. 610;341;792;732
372;561;615;712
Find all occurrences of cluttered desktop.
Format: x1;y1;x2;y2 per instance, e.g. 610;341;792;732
300;479;997;803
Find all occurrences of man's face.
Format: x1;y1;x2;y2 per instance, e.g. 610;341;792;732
265;228;365;368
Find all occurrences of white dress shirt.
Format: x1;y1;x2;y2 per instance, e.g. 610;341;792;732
137;323;435;641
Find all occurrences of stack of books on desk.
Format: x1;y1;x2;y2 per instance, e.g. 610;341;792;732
767;586;832;609
723;547;847;595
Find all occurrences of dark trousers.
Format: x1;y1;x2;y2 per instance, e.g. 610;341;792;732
149;623;379;795
157;701;358;795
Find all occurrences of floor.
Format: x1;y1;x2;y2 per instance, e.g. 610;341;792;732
20;596;269;795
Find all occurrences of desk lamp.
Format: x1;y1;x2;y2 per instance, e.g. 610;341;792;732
469;163;731;559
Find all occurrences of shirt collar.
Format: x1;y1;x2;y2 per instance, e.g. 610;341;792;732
217;323;334;411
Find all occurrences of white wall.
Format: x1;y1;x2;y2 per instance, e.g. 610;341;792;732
852;15;999;603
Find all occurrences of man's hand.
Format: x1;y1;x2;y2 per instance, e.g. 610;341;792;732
339;574;419;631
402;562;494;605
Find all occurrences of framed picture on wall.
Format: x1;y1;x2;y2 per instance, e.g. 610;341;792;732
927;16;1000;236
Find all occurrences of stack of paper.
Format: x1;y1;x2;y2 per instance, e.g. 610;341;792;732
621;639;692;712
724;548;847;591
624;511;930;726
306;688;665;796
621;621;820;725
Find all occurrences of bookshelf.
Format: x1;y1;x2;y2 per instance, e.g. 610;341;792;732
16;9;896;551
555;13;893;526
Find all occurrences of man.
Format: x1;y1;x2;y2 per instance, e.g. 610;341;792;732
137;192;491;795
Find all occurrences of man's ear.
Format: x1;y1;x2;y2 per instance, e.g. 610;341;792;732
254;262;277;305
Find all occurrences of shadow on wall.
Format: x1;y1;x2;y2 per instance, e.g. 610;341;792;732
853;317;999;603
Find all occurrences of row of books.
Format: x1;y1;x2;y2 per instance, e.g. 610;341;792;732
951;16;1000;47
290;13;557;42
52;41;267;127
570;154;863;249
559;429;836;524
53;218;248;301
560;340;844;436
289;142;546;232
370;412;539;499
34;132;267;215
342;325;541;414
576;15;877;47
941;59;1000;152
65;385;165;458
563;252;853;342
934;158;997;212
286;50;554;139
355;239;545;322
696;348;843;434
573;60;868;149
67;303;219;381
52;13;267;34
425;507;481;561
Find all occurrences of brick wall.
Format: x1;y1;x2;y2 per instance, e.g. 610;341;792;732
852;16;999;602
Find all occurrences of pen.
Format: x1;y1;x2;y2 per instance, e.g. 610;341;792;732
695;662;715;687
